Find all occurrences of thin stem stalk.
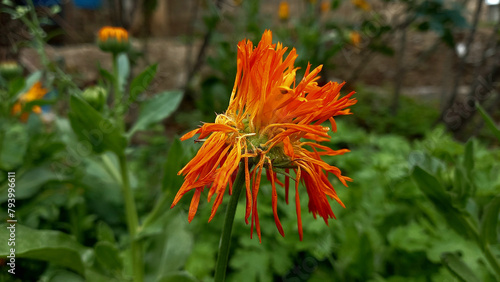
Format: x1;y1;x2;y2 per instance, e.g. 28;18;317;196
214;164;248;282
112;53;125;130
118;153;143;282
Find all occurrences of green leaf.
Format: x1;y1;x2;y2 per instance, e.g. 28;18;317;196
68;94;126;154
98;66;114;83
0;224;89;275
157;271;198;282
229;247;271;282
96;221;116;243
477;102;500;141
368;43;394;56
441;252;481;282
355;232;374;278
270;245;293;275
412;166;452;209
23;98;57;110
0;124;28;170
480;195;500;246
15;70;42;99
128;90;183;137
464;140;474;172
184;242;217;279
411;166;474;239
0;166;66;203
158;215;194;275
46;269;85;282
388;221;430;253
83;268;119;282
331;0;341;9
140;138;197;232
129;63;158;103
440;28;456;48
94;241;123;273
162;138;194;192
8;76;25;98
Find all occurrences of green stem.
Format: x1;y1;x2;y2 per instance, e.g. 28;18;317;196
101;154;122;184
214;164;248;282
141;191;171;229
464;215;500;278
112;53;124;130
484;243;500;279
118;153;143;282
25;0;49;68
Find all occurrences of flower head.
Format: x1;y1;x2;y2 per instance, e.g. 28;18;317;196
171;30;356;241
349;31;361;47
81;85;108;111
351;0;371;11
11;81;48;122
278;1;290;21
97;26;130;54
320;1;330;13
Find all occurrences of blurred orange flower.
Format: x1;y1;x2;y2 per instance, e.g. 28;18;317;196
171;30;356;241
351;0;371;11
350;31;361;47
278;1;290;21
98;26;128;42
11;81;48;122
97;26;130;53
320;1;330;13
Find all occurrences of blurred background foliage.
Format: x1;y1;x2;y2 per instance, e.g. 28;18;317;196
0;0;500;281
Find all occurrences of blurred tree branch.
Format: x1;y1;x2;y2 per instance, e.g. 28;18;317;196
184;0;200;86
184;0;224;99
461;6;500;136
438;0;484;126
390;25;407;115
347;14;415;83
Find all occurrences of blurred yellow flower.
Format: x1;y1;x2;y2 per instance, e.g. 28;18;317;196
350;31;361;47
11;81;48;122
97;26;130;53
351;0;371;11
279;1;290;21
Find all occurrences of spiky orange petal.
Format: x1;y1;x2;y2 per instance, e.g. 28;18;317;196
171;30;356;241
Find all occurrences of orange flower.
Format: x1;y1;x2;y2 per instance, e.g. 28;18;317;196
11;81;48;122
97;26;130;53
278;1;290;21
351;0;371;11
98;26;128;42
171;30;356;241
350;31;361;47
320;1;330;13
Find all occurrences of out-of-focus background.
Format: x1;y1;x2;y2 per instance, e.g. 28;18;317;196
0;0;499;281
2;0;500;136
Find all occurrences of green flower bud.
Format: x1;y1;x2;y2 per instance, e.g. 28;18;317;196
82;86;107;111
0;61;23;80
